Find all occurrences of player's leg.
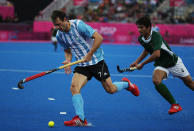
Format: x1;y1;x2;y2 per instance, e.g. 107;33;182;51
168;57;194;90
120;77;140;96
101;77;139;96
153;68;182;114
153;69;176;104
93;60;139;96
70;73;88;95
71;73;87;120
180;75;194;90
64;73;88;126
101;76;119;94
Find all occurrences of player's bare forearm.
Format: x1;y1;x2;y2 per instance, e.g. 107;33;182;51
141;50;160;66
136;49;149;64
130;50;148;68
84;32;103;62
90;32;103;54
63;49;73;74
64;48;72;62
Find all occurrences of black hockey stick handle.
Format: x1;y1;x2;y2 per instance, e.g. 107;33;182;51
117;65;137;73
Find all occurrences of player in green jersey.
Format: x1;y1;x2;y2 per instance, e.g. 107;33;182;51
130;16;194;114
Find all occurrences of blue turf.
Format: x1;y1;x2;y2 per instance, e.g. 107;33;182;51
0;42;194;131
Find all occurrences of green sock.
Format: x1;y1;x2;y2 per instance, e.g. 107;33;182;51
155;83;177;104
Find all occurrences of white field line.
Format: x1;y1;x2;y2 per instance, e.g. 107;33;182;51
0;68;185;79
0;51;194;59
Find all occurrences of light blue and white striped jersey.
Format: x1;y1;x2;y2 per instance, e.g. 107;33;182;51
56;19;104;67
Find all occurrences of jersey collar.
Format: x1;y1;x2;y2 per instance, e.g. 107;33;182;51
142;30;152;43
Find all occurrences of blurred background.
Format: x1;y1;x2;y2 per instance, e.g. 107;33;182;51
0;0;194;45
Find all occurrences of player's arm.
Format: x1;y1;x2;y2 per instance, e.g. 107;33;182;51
130;49;149;68
135;49;149;64
56;33;72;74
137;33;162;70
64;48;72;62
137;50;160;69
84;32;103;62
63;48;73;74
56;33;72;62
76;20;103;62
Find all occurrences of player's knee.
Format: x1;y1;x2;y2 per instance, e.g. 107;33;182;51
105;88;116;94
106;90;115;94
187;82;194;91
70;84;80;94
183;78;194;91
152;78;161;86
192;83;194;91
103;82;117;94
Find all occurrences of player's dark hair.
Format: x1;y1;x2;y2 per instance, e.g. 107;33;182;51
136;16;152;28
51;10;66;22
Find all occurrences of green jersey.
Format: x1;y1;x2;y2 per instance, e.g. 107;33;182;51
138;31;178;68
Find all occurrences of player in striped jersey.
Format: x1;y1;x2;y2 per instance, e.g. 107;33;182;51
51;10;140;126
131;16;194;115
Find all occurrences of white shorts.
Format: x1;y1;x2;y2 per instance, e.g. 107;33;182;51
154;57;190;78
51;36;57;42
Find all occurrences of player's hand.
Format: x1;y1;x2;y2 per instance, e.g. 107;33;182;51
137;63;144;70
83;53;92;62
130;61;138;68
62;60;72;74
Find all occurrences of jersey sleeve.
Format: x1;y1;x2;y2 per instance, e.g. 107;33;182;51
152;33;163;51
77;20;95;38
56;32;70;50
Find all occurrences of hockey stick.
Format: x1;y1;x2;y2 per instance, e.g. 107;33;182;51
17;59;84;89
117;65;137;73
